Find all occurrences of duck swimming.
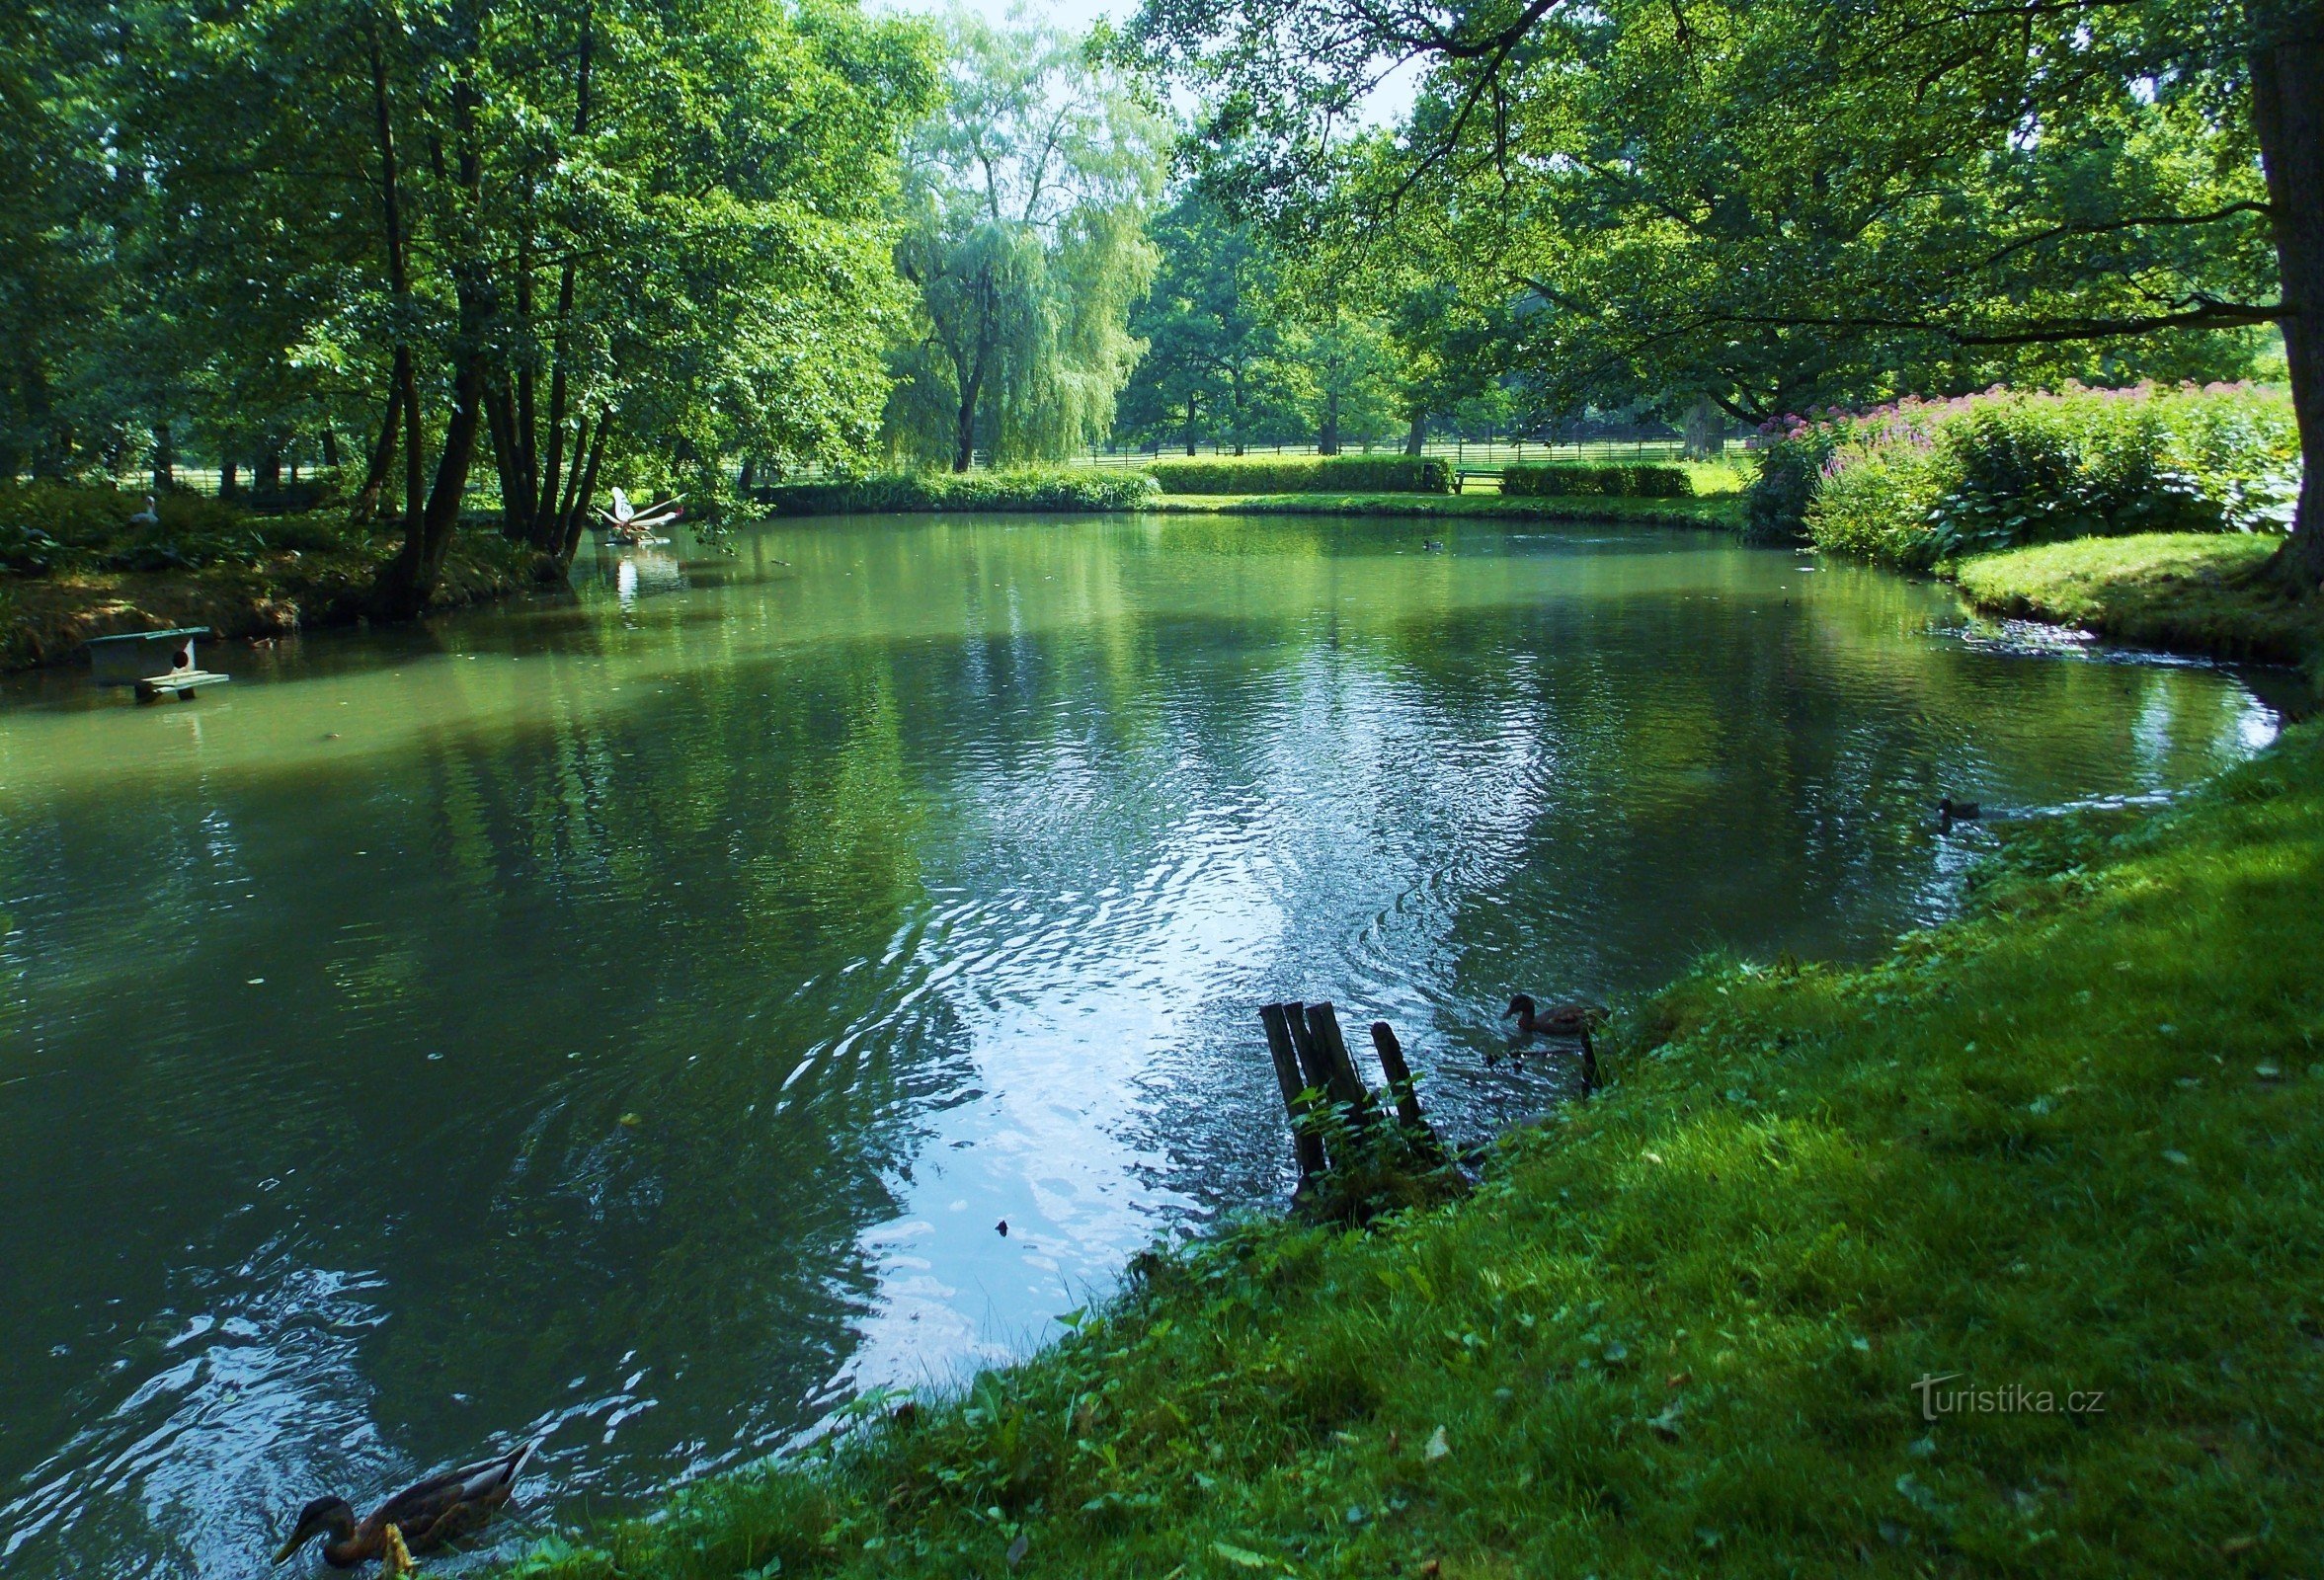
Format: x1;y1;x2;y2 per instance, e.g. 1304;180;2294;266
1502;993;1610;1091
273;1443;535;1568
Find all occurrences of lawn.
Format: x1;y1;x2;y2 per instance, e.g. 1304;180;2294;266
1952;534;2322;669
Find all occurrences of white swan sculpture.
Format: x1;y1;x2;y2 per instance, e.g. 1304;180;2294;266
600;487;683;545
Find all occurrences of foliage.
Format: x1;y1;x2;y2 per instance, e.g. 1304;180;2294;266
1128;0;2302;509
1147;455;1450;494
1499;463;1693;500
1953;532;2323;668
761;468;1160;515
1772;383;2301;571
507;721;2324;1579
883;12;1166;472
3;0;936;609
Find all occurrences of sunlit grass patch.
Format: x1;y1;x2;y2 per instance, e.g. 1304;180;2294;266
510;726;2324;1580
1953;532;2320;668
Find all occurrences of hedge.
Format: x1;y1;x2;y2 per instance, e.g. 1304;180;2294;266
1143;455;1452;494
1497;462;1694;500
760;468;1160;516
1751;382;2302;571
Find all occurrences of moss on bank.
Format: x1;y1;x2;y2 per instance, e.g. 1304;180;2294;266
507;723;2324;1579
1951;533;2323;670
1;535;539;671
1152;491;1746;530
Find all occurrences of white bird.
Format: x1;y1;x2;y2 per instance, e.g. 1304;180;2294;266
129;495;161;527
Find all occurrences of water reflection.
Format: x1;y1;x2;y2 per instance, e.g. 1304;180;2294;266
0;514;2280;1575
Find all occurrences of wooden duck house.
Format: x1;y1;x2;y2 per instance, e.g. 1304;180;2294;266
84;627;230;701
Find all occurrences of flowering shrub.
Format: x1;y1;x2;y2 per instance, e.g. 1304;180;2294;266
1748;384;2301;569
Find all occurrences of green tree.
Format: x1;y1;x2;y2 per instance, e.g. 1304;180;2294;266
1118;190;1299;453
885;10;1167;471
1134;0;2324;590
62;0;931;614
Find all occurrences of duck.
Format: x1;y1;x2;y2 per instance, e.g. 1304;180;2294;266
1936;796;1981;832
1502;993;1610;1091
130;495;161;527
1421;537;1446;553
273;1443;535;1568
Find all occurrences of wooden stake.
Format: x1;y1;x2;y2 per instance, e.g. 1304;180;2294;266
1282;1000;1337;1097
1304;1002;1374;1120
1369;1020;1425;1129
1259;1003;1327;1181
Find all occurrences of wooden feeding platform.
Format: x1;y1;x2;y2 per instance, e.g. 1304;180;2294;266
83;627;230;702
1257;1000;1446;1189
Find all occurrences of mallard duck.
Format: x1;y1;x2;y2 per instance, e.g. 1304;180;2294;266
273;1443;535;1568
1502;994;1610;1091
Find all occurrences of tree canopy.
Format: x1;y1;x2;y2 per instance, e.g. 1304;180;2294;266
883;10;1168;471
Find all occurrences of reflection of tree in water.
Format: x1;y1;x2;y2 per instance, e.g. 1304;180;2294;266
366;641;960;1485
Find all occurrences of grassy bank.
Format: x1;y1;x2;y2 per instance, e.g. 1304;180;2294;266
1952;534;2323;670
0;535;538;671
508;722;2324;1577
1152;491;1747;530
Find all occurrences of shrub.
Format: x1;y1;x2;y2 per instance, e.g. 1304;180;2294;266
1498;462;1695;500
0;481;361;574
1751;383;2301;570
1144;455;1452;494
761;467;1161;516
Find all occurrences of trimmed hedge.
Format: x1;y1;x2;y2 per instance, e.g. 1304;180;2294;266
1757;382;2302;571
761;468;1160;516
1498;462;1694;500
1144;455;1452;494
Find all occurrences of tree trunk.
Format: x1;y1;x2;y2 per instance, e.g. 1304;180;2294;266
557;408;611;563
952;376;981;472
152;422;174;491
256;441;282;494
349;385;401;527
2255;22;2324;593
372;64;488;619
1683;394;1723;460
374;351;485;618
1404;413;1426;456
1319;390;1340;455
738;456;756;493
219;431;239;498
319;427;341;470
1184;395;1198;454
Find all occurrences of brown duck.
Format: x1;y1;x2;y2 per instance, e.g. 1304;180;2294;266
273;1443;535;1568
1503;994;1610;1090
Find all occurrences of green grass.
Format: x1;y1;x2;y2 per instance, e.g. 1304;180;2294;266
1152;491;1747;530
505;722;2324;1580
1952;533;2323;668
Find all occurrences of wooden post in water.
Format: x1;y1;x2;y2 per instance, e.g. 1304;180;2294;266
1369;1021;1425;1129
1371;1019;1447;1160
1259;1003;1328;1182
1282;1001;1337;1098
1304;1003;1375;1121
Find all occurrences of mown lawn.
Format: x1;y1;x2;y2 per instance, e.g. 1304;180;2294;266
506;722;2324;1580
1952;534;2322;670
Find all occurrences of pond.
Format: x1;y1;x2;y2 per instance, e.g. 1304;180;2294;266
0;513;2284;1574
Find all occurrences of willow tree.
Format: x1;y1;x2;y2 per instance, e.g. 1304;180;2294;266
1133;0;2324;591
886;11;1166;471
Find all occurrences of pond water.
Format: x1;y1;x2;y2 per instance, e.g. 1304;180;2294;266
0;513;2284;1575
